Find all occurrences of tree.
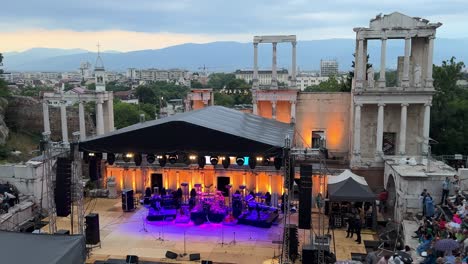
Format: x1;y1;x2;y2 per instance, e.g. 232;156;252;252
0;53;9;97
341;54;372;92
207;73;236;90
135;85;157;104
87;83;96;91
430;57;467;155
191;80;204;88
106;81;131;92
304;76;343;92
214;92;235;107
113;101;140;129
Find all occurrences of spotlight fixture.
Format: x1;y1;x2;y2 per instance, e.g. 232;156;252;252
262;157;270;166
198;156;206;168
248;156;257;169
158;155;167;167
222;156;230;169
236;156;245;166
95;153;103;160
189;154;197;161
107;153;115;165
123;153;133;163
274;157;282;170
146;153;155;164
210;156;219;165
134;153;142;166
168;154;178;164
88;152;95;157
83;151;90;163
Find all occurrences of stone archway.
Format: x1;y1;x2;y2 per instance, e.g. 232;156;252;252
386;174;397;221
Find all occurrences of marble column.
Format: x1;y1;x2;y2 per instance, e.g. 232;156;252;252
271;42;278;89
42;101;50;133
107;97;115;132
253;101;258;115
290;100;296;123
422;103;431;154
379;37;387;88
353;103;362;155
96;99;105;135
78;101;86;140
402;36;411;87
399;103;408;155
425;36;435;88
271;101;277;120
291;41;297;88
356;38;364;88
253;43;259;88
60;100;68;144
376;103;385;157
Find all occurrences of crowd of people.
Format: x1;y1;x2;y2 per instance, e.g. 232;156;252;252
0;183;18;213
413;175;468;264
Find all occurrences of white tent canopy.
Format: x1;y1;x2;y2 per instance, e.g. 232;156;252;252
327;169;368;186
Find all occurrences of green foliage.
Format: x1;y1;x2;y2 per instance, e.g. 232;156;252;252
135;81;190;107
113;101;157;129
214;92;235;107
106;81;130;92
0;78;9;97
64;82;74;91
385;70;398;87
0;53;3;74
431;57;467;155
304;76;346;92
87;83;96;90
135;86;157;104
341;53;373;91
191;80;204;88
19;85;53;97
207;73;237;90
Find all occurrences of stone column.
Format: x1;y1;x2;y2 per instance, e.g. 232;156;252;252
379;37;387;88
376;103;385;157
60;100;69;144
107;97;115;132
253;101;258;115
402;36;411;87
42;101;50;133
96;99;105;135
425;36;435;88
290;100;296;123
78;101;86;140
353;103;362;155
271;42;278;89
356;38;364;88
253;43;259;89
422;103;431;154
291;41;297;88
271;101;277;120
399;103;408;155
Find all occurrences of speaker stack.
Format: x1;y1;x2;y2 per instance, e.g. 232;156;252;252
286;224;299;262
165;251;178;259
126;255;138;264
189;253;201;261
298;164;312;229
122;189;135;212
85;213;100;245
55;157;72;217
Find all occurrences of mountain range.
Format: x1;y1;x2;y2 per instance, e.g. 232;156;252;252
2;38;467;72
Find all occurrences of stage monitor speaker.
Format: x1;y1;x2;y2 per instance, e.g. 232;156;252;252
165;251;178;259
298;165;312;229
55;157;72;217
55;229;70;235
122;189;135;211
189;253;201;261
85;213;100;245
201;261;213;264
126;255;139;264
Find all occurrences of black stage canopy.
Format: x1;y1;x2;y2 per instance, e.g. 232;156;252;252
79;106;295;157
327;170;376;202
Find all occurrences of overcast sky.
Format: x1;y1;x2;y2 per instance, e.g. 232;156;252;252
0;0;466;52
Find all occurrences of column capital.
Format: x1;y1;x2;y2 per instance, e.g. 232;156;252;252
428;35;436;40
378;103;386;107
401;103;409;107
272;42;277;47
96;98;104;104
253;42;258;47
291;41;297;47
289;100;296;104
355;103;363;107
271;100;277;106
424;102;432;107
404;35;411;40
381;36;388;41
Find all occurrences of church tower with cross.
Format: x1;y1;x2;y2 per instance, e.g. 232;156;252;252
95;43;106;92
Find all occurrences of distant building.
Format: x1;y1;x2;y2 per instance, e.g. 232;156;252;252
126;68;189;83
234;69;289;86
320;59;339;77
0;72;12;82
296;74;330;90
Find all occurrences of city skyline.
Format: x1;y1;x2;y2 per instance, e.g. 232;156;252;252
1;0;467;52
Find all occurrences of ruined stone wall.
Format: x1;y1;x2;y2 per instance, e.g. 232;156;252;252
5;96;95;141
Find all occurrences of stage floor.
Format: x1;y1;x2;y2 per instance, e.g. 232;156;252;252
42;198;376;263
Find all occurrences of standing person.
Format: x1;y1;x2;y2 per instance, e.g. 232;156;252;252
316;193;323;212
441;177;451;205
424;193;435;218
379;189;389;214
355;212;362;244
346;204;356;238
453;175;461;194
420;189;428;216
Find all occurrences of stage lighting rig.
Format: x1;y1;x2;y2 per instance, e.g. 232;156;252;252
146;154;155;164
221;156;230;169
107;153;115;165
274;157;282;170
248;156;257;169
236;156;245;166
134;153;142;166
210;156;219;165
158;155;167;167
262;157;270;166
168;154;178;164
123;153;133;163
198;156;206;168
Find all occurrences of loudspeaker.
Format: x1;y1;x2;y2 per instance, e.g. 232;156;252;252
298;165;312;229
55;157;72;217
302;244;336;264
85;213;100;245
201;261;213;264
89;158;101;181
55;229;70;235
122;189;135;211
287;224;299;262
189;253;201;261
165;251;178;259
126;255;139;264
